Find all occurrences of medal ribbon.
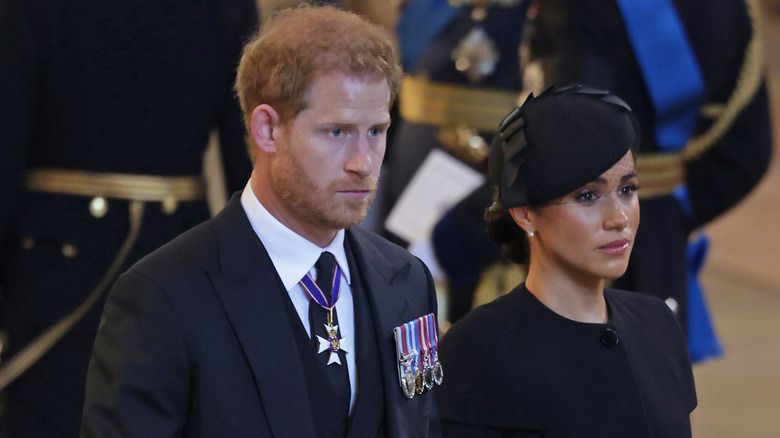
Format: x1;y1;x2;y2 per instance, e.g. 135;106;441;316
402;322;415;373
431;314;439;345
404;321;419;373
424;314;439;366
413;321;421;372
416;316;429;367
400;323;409;358
300;265;342;311
424;314;434;367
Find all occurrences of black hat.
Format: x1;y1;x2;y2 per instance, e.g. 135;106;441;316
488;85;638;207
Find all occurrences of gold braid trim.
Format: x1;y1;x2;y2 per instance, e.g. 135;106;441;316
681;0;764;162
0;202;146;391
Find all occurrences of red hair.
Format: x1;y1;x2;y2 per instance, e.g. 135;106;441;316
235;5;402;159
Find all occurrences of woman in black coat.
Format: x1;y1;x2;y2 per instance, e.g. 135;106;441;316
435;85;696;437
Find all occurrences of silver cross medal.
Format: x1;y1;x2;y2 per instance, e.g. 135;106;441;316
317;309;347;365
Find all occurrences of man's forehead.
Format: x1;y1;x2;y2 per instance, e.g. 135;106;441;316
299;74;391;120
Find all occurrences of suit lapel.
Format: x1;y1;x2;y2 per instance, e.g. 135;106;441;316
207;194;317;437
344;242;384;438
345;229;420;438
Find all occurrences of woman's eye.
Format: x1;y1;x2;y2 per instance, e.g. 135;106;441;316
577;191;599;203
619;184;639;196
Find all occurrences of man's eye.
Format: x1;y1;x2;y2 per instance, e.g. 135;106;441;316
368;128;379;137
331;129;343;137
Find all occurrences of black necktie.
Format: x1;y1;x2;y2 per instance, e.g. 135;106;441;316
308;251;351;417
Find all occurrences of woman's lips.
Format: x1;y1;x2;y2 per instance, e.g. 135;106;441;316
599;239;631;255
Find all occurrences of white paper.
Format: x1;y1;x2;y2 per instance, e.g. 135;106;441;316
385;149;485;244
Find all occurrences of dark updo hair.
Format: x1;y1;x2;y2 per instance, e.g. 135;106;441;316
485;195;530;265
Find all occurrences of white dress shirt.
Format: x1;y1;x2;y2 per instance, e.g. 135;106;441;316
240;182;357;411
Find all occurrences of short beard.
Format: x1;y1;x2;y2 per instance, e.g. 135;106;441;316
270;149;377;231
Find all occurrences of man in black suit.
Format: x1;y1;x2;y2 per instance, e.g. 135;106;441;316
81;6;440;437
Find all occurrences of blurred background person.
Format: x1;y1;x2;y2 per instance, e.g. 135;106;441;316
0;0;259;436
377;0;531;324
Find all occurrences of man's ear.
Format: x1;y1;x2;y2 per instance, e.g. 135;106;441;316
509;206;535;234
250;104;281;154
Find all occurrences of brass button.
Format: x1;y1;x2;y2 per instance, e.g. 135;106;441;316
161;196;178;215
89;197;109;218
454;57;470;72
20;237;35;250
61;243;78;258
470;6;487;22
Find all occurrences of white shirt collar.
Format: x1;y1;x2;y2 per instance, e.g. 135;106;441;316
240;181;351;291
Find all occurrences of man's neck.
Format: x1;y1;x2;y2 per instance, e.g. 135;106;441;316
250;172;338;248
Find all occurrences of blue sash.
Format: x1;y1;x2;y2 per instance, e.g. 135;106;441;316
616;0;704;150
685;234;724;362
396;0;458;69
616;0;722;363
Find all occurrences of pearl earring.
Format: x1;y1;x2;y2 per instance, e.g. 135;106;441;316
527;230;534;237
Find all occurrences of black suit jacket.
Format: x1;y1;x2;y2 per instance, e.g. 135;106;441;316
82;194;440;437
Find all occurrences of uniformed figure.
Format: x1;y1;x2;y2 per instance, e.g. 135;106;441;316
436;85;696;437
0;0;258;436
521;0;772;342
382;0;531;321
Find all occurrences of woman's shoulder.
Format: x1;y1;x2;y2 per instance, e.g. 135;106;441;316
606;287;664;305
605;288;678;323
605;289;697;415
436;285;546;431
441;285;532;347
604;288;690;361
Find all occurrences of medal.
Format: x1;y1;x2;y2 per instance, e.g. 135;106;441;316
418;314;435;391
432;350;444;386
301;264;347;366
414;366;425;395
405;320;424;395
316;310;348;365
423;357;434;390
393;313;443;398
411;319;424;395
394;324;418;399
428;314;444;386
399;354;416;399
